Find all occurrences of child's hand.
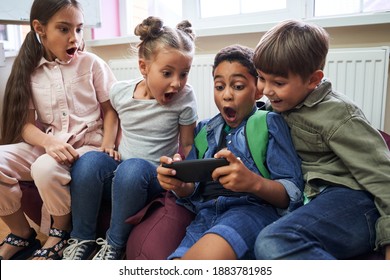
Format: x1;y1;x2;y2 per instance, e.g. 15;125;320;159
44;137;79;166
157;154;183;190
99;146;121;161
157;154;194;197
214;150;288;208
213;149;259;193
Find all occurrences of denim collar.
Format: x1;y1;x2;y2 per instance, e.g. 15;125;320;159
204;105;258;133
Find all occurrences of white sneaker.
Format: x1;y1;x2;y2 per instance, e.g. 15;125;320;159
92;238;124;260
62;238;96;260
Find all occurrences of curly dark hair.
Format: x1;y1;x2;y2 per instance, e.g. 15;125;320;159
213;44;257;79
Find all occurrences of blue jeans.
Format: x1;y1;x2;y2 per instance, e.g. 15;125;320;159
169;196;281;260
70;151;163;249
254;186;379;259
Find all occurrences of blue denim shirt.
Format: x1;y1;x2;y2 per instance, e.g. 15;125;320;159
177;107;304;214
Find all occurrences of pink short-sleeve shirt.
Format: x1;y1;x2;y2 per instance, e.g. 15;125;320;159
29;51;117;147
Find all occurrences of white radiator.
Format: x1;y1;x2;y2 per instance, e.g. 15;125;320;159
109;47;389;129
325;47;389;130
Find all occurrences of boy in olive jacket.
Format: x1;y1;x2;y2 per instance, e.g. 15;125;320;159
254;19;390;260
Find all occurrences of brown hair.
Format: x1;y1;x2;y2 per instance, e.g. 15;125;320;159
134;16;196;61
254;19;329;81
1;0;82;144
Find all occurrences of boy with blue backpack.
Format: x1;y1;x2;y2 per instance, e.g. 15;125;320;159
157;44;304;259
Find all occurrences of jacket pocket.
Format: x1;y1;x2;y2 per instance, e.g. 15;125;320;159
70;73;99;116
290;126;327;160
31;82;54;124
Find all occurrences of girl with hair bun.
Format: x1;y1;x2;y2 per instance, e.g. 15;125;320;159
63;16;198;260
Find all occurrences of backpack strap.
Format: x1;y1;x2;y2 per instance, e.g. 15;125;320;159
194;125;208;159
194;111;270;179
245;110;270;179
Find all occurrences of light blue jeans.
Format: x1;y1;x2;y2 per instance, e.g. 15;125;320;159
70;151;163;250
254;186;379;259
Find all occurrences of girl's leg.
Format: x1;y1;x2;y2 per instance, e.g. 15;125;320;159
0;143;44;214
70;151;118;240
255;187;379;260
106;158;163;250
30;154;73;259
0;143;43;259
0;209;35;259
32;213;72;260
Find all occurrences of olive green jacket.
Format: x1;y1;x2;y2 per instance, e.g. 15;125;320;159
281;79;390;250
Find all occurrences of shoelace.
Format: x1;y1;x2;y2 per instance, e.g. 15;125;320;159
63;238;95;260
93;238;120;260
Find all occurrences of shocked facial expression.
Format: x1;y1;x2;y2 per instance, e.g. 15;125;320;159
141;48;193;105
35;5;84;62
213;61;261;128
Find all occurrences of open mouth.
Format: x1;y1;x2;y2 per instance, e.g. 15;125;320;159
66;47;77;55
164;92;175;102
269;98;282;104
223;107;237;121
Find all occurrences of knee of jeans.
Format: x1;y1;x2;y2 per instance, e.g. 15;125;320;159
114;159;154;187
71;151;112;185
73;151;114;175
76;151;107;167
116;158;153;175
254;227;281;259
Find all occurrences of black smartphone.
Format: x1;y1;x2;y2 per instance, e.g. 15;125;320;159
162;158;229;182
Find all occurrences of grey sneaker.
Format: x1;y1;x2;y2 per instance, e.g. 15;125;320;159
92;238;124;260
62;238;96;260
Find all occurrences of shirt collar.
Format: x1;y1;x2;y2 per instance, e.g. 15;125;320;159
36;53;77;69
295;79;332;109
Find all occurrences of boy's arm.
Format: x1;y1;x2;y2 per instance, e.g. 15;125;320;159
264;113;304;210
213;149;290;208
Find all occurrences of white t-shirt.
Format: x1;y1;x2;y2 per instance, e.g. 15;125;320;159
110;78;198;165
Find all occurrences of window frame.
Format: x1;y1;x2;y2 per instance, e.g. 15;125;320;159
183;0;306;30
0;24;22;56
115;0;390;38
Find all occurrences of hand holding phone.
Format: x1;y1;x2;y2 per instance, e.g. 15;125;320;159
162;158;229;182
